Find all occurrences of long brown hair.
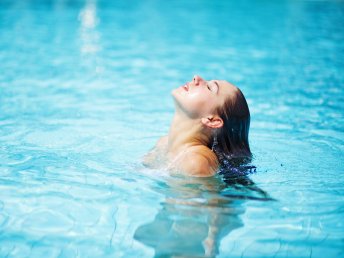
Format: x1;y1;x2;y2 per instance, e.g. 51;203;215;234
210;87;252;167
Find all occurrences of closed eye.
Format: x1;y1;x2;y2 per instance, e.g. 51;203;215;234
207;83;216;93
209;81;219;95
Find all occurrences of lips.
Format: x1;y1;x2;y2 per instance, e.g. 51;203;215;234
182;83;189;91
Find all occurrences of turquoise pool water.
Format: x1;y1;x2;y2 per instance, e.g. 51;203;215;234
1;0;343;257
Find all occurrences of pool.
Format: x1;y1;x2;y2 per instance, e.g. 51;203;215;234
0;0;343;257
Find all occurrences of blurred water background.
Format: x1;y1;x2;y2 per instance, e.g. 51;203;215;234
0;0;343;257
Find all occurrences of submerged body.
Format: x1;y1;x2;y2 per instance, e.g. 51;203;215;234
143;75;251;177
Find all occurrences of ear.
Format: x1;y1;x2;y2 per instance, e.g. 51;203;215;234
201;115;223;129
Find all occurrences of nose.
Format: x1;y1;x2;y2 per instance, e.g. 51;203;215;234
193;75;205;86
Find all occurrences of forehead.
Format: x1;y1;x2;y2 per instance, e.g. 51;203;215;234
214;80;238;99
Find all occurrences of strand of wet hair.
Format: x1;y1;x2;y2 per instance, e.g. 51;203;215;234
211;136;256;177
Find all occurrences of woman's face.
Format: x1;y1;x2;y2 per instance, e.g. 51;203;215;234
172;75;237;118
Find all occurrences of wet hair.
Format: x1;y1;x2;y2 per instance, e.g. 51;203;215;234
209;87;255;175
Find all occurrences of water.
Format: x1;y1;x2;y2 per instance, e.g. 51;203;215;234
0;0;343;257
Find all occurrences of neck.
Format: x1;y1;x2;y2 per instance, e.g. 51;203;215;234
167;110;210;154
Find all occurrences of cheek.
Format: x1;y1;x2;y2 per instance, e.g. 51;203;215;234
184;93;216;116
172;88;218;117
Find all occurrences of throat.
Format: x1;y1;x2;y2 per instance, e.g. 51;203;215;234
167;113;209;154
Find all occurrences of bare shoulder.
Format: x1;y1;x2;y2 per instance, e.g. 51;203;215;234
178;146;219;177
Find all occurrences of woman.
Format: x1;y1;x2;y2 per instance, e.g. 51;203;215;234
143;75;251;177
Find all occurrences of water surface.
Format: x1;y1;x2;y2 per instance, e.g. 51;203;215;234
0;0;343;257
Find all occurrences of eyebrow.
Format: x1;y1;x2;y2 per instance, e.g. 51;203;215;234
214;81;220;95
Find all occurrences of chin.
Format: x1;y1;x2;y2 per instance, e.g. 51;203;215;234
171;87;192;113
171;87;181;99
171;89;183;106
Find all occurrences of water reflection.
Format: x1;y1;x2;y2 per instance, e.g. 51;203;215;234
78;0;101;55
134;174;273;257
